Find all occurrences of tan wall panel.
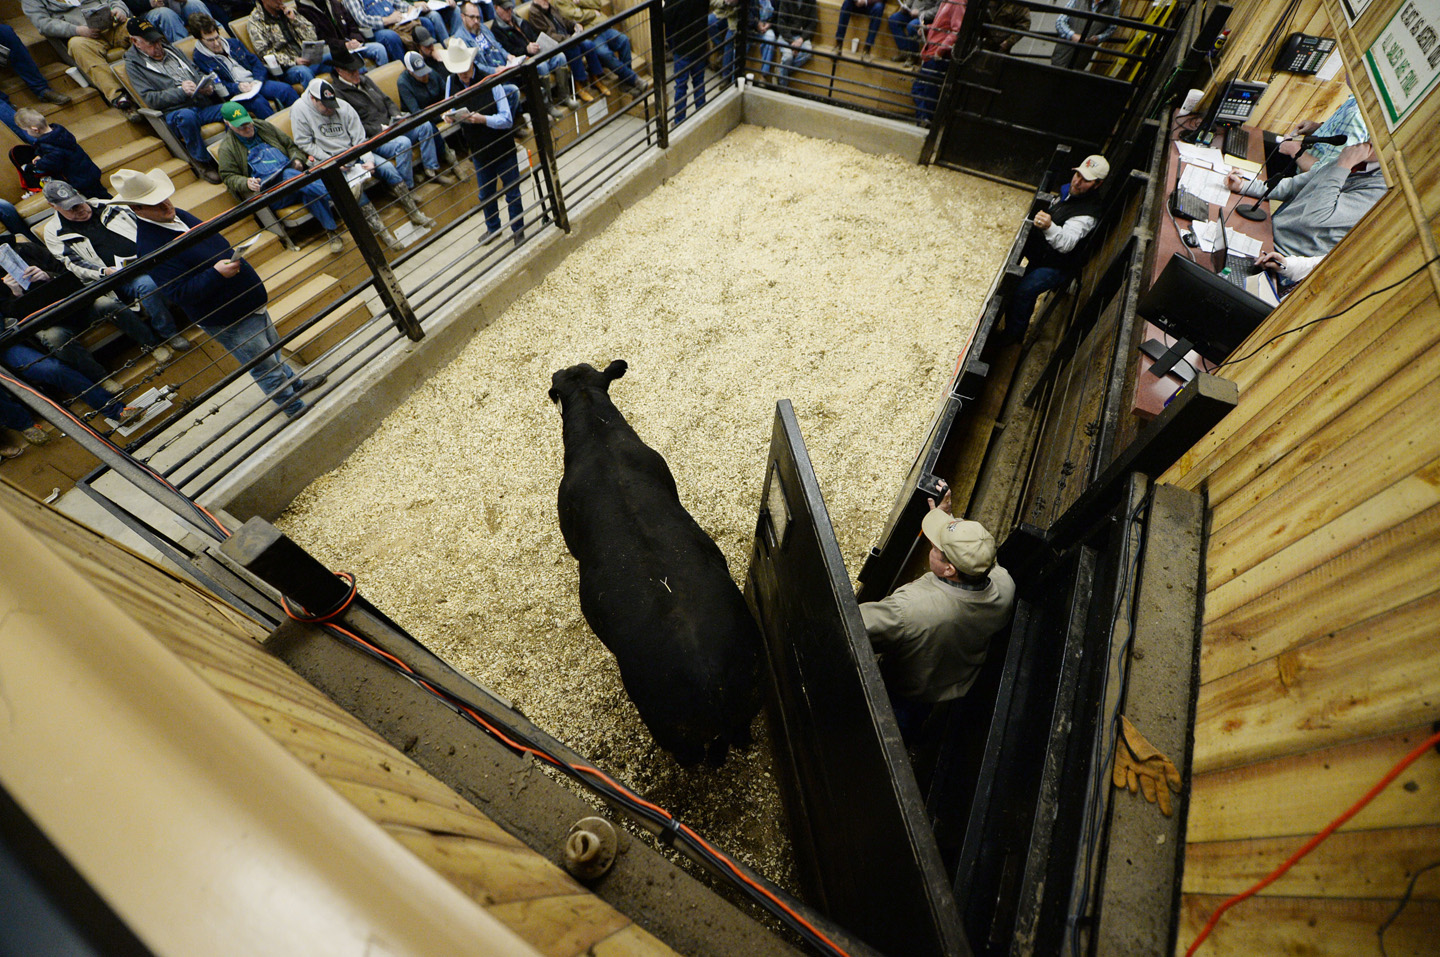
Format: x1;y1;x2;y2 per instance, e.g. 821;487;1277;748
1182;826;1440;899
1194;589;1440;772
1187;725;1440;844
1177;893;1439;957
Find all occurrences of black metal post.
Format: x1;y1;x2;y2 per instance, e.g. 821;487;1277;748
649;2;671;148
318;164;425;342
520;62;570;232
735;0;750;85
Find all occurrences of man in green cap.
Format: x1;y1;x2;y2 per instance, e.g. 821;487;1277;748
215;100;347;255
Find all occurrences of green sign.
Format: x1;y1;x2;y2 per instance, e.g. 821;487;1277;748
1364;0;1440;130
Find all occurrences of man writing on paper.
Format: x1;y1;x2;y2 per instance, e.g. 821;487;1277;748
1226;141;1385;286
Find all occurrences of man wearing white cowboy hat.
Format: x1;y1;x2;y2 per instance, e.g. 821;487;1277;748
113;167;325;419
996;152;1108;346
859;479;1015;741
440;40;526;247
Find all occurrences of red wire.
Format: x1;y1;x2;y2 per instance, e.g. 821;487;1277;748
1185;727;1440;955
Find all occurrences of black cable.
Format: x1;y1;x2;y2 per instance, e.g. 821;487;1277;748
1213;253;1440;371
1377;860;1440;957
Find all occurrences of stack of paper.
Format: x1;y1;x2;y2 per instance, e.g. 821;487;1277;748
1178;164;1231;206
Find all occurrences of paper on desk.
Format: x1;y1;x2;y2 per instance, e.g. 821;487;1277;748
1192;219;1221;252
1179;164;1232;206
1228;156;1262;175
1225;227;1263;258
1176;142;1228;170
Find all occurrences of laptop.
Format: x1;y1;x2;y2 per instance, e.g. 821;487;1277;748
1210;217;1280;307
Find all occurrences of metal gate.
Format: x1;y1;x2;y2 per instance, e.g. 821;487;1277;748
745;401;969;957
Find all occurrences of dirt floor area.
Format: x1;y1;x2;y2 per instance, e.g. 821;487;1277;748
277;123;1029;889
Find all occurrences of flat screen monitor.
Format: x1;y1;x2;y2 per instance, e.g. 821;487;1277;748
1137;253;1274;364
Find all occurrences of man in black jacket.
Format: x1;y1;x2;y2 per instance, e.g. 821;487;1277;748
997;153;1107;345
770;0;814;88
491;0;578;117
296;0;400;63
331;49;456;188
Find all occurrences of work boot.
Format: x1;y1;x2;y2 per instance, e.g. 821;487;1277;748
396;184;437;228
576;82;597;103
360;203;404;250
553;65;580;107
593;76;614;96
327;229;345;254
540;82;565;119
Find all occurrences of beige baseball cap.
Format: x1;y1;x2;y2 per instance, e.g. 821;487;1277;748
1074;154;1110;181
921;510;997;576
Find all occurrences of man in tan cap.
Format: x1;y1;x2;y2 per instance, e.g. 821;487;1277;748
859;479;1015;741
995;152;1108;346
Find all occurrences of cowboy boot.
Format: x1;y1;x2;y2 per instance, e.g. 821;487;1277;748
360;203;404;249
552;64;580;107
396;183;437;228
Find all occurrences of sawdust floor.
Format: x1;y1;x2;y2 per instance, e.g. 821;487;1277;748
278;123;1029;890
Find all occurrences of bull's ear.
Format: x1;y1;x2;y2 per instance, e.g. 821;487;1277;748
603;359;627;382
547;387;560;404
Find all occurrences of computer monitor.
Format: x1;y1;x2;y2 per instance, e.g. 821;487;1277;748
1137;253;1274;364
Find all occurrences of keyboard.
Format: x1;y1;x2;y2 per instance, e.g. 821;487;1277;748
1222;125;1252;160
1169;185;1209;221
1220;251;1254;288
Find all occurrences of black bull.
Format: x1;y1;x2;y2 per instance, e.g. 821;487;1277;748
548;360;764;766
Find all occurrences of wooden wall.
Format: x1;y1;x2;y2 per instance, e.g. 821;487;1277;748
1210;0;1352;130
1163;0;1440;953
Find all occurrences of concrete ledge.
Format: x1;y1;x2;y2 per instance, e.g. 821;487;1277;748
740;86;926;163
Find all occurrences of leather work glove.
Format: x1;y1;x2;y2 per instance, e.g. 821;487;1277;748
1112;714;1182;816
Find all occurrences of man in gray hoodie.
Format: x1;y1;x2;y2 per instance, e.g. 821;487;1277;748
1227;141;1386;284
290;78;435;249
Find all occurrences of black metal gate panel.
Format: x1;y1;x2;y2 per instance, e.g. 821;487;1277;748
745;401;969;957
937;52;1135;186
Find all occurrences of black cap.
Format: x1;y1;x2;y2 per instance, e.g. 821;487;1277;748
126;16;165;41
412;24;434;46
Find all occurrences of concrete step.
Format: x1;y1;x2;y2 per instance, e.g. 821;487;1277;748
280;298;375;366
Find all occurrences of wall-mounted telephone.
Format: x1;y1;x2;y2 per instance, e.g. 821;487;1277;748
1274;32;1337;74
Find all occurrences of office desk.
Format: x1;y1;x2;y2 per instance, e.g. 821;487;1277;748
1131;115;1276;418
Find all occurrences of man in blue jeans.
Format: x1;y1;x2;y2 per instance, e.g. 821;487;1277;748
441;42;525;248
122;18;225;182
996;153;1108;346
119;167;325;419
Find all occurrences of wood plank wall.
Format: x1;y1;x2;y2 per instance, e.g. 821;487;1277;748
0;480;681;957
1210;0;1352;130
1160;1;1440;953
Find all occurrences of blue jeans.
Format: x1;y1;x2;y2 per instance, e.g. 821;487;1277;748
835;0;883;49
118;274;179;339
0;386;33;431
774;36;811;87
271;166;338;231
474;146;523;237
0;200;38;244
374;121;439;187
209;308;307;414
911;56;945;122
589;27;638;85
2;343;122;418
357;154;405;206
672;52;705;124
536;51;565;77
754;28;777;75
283;51;331;87
888;10;920;56
166;102;228;165
565;41;594;83
363;32;405;64
1002;264;1068;342
248;79;300;116
418;10;449;42
144;0;212;42
707;14;735;81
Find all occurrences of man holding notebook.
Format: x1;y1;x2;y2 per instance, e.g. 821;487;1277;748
123;17;226;182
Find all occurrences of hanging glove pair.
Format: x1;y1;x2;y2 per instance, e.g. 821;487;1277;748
1112;714;1183;816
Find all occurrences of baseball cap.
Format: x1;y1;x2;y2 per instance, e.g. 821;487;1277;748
220;101;253;127
920;510;997;577
332;49;364;72
403;51;432;77
307;78;338;103
412;24;434;46
1073;154;1109;181
126;16;165;42
42;181;86;209
495;0;514;8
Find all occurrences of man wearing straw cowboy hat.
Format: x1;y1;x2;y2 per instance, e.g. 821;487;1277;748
439;40;526;248
111;167;325;419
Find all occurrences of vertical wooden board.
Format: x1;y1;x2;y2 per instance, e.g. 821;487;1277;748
1177;893;1440;957
1193;588;1440;772
1205;458;1440;619
1186;725;1440;843
1182;826;1440;898
1199;502;1440;681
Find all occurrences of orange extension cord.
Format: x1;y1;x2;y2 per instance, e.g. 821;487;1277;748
1185;726;1440;955
283;582;853;957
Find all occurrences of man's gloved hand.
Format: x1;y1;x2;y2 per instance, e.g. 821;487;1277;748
1112;714;1182;816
